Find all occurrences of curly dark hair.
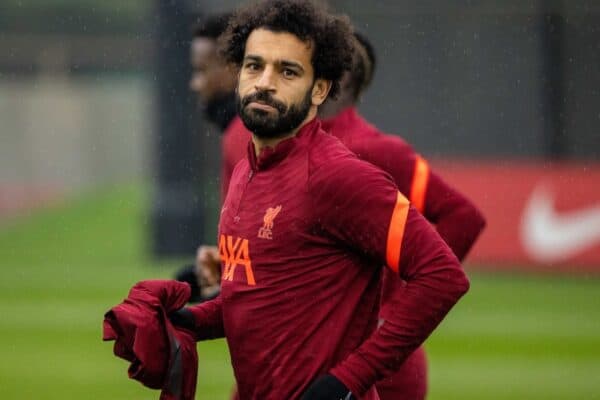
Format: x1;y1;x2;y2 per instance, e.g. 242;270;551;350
219;0;354;99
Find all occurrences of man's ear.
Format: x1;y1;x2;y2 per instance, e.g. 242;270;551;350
311;79;332;106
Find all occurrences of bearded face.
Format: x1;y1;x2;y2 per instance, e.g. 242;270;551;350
236;29;333;140
238;87;312;139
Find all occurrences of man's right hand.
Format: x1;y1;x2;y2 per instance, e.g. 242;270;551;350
195;245;221;298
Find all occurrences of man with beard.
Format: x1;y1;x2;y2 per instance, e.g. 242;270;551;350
317;33;486;400
189;12;238;131
170;1;470;399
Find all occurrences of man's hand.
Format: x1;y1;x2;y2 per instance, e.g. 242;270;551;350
168;308;195;331
301;375;355;400
195;245;221;298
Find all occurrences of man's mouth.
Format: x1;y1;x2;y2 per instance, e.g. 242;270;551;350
247;101;277;112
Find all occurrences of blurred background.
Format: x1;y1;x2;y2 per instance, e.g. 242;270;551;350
0;0;599;399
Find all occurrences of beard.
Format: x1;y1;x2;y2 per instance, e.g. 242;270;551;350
238;88;313;139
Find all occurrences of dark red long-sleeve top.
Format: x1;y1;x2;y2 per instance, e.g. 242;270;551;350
219;110;485;400
190;119;469;400
103;280;198;400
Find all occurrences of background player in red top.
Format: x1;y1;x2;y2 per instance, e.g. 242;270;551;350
317;32;486;400
170;1;470;399
175;13;238;302
189;12;238;132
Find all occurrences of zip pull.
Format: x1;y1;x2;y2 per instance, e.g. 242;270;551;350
248;170;254;181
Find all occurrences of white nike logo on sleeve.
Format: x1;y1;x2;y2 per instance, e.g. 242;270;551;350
520;184;600;263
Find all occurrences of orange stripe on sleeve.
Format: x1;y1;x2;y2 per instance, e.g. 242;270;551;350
386;192;410;273
410;155;430;213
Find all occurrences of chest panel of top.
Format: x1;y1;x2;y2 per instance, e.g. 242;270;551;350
218;160;336;288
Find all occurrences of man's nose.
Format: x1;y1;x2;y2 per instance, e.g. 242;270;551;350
255;65;276;92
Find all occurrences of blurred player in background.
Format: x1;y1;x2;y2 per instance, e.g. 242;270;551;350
170;1;469;399
189;12;237;131
318;32;486;400
175;12;237;302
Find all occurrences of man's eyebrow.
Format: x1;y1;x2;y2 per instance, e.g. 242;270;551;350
243;54;263;63
280;60;305;73
243;55;305;74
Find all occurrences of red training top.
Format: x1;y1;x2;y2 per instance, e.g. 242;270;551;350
190;118;469;400
321;107;485;399
220;109;485;400
103;280;198;400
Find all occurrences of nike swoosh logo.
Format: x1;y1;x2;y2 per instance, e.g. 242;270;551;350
520;184;600;263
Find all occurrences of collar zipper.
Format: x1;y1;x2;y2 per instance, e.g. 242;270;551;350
234;169;255;222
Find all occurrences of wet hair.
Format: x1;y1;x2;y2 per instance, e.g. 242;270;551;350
219;0;354;99
193;12;233;40
348;31;377;100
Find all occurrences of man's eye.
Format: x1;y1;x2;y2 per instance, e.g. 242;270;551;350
245;63;260;71
283;69;297;78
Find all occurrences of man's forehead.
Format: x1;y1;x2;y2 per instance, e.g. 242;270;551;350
244;28;313;67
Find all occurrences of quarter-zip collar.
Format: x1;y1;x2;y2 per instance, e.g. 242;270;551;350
247;118;322;171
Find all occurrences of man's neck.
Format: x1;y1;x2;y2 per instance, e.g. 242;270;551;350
318;98;354;120
252;108;317;156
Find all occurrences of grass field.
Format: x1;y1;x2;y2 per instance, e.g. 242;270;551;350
1;185;599;399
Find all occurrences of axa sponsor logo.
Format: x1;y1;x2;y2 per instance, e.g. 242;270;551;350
219;234;256;285
258;205;282;240
520;184;600;263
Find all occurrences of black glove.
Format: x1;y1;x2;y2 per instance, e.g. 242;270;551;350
301;374;355;400
168;307;195;331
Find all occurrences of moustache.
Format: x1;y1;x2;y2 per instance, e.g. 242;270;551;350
241;91;287;114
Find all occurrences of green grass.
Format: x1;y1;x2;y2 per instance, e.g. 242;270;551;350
426;274;600;400
1;184;599;399
0;185;233;399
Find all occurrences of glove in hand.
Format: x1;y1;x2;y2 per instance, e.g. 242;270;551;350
168;307;195;331
301;374;355;400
